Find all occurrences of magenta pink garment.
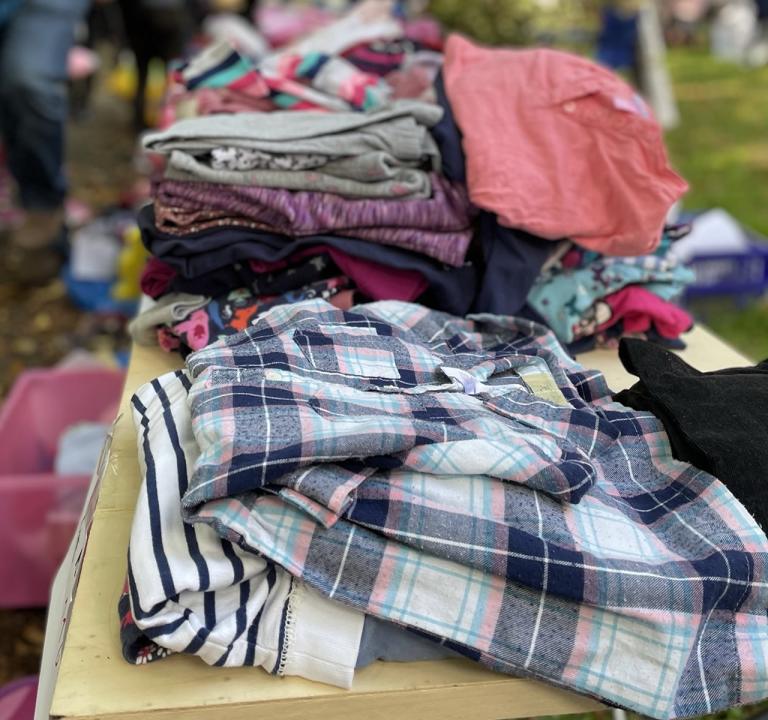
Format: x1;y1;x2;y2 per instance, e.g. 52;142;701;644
597;286;693;338
194;87;275;115
0;676;38;720
443;35;688;256
141;256;178;299
403;18;443;49
154;176;473;267
328;247;426;300
255;4;334;48
250;244;428;301
385;65;435;101
561;248;583;269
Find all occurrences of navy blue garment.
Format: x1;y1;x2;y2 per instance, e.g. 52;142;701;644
138;204;478;317
596;6;638;71
472;214;555;317
430;71;466;184
431;71;553;317
168;253;339;298
0;0;90;209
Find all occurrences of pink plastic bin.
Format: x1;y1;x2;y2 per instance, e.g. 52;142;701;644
0;368;124;608
0;676;38;720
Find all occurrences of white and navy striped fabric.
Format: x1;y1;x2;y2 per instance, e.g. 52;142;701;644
123;370;364;687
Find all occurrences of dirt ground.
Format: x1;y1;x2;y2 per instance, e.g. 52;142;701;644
0;73;138;685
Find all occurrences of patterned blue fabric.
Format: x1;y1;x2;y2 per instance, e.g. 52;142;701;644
527;254;695;343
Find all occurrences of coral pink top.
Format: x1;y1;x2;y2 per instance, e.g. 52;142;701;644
443;34;688;256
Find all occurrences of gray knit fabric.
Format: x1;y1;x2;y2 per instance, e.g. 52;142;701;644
142;102;443;167
164;150;433;198
129;293;210;346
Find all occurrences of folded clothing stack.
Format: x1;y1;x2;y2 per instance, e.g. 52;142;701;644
528;239;696;354
146;100;444;198
132;8;693;356
136;96;478;352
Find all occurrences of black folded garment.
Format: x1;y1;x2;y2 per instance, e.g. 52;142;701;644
614;338;768;529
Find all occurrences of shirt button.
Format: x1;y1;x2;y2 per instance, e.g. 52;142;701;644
564;102;576;113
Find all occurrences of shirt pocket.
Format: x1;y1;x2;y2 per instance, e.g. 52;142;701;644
541;74;658;139
293;327;402;381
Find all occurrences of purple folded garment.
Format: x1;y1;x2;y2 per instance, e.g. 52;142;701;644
153;174;474;267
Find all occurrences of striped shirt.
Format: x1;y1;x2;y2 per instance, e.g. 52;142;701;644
120;370;364;687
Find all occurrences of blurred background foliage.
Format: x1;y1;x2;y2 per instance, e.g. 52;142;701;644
426;0;647;47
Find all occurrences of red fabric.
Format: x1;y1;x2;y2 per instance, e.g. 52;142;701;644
403;18;444;50
250;245;428;302
597;286;693;338
141;257;178;299
443;35;688;256
560;248;584;269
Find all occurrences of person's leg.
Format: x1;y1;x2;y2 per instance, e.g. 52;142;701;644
0;0;88;247
0;21;19;193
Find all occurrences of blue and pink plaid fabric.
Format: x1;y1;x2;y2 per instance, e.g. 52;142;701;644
184;300;613;506
183;299;768;719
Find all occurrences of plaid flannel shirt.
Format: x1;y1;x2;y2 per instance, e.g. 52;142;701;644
184;300;615;507
184;300;768;719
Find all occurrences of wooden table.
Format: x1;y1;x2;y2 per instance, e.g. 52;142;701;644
48;327;750;720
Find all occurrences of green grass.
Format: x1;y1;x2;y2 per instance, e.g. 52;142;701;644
665;48;768;357
666;49;768;236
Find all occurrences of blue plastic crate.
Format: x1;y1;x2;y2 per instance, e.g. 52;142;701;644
61;265;137;317
683;227;768;299
685;244;768;298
